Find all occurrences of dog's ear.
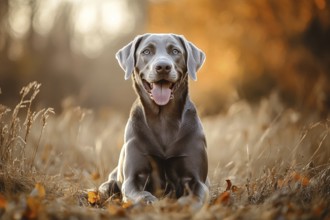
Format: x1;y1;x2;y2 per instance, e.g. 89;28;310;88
116;34;146;80
177;35;205;81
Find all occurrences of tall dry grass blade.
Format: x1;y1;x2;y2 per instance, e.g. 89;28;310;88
0;105;11;161
2;81;41;166
308;131;328;163
254;110;283;152
0;81;52;172
22;82;41;153
246;144;252;179
291;128;308;160
30;108;55;168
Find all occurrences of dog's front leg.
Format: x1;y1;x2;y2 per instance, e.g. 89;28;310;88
177;179;209;211
121;142;158;204
98;167;121;198
121;176;157;204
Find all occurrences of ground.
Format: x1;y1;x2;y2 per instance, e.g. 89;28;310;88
0;82;329;219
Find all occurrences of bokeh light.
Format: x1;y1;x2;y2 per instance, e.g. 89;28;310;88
0;0;329;116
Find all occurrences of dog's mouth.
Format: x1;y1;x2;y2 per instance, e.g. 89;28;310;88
142;79;175;106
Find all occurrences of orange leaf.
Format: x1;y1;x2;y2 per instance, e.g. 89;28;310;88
231;185;238;192
87;191;100;205
291;172;309;186
277;179;285;188
122;201;133;209
292;172;301;181
30;183;46;199
26;196;42;219
225;179;232;191
108;205;126;216
300;176;309;186
313;203;325;217
91;172;100;181
0;194;7;209
215;191;231;205
24;183;46;219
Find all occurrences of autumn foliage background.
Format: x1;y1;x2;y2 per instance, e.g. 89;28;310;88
0;0;330;219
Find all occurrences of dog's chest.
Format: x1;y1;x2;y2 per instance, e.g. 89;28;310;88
148;118;182;156
154;119;177;143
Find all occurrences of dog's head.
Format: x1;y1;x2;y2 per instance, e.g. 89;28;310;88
116;33;205;106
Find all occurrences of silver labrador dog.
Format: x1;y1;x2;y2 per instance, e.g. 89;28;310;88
99;33;208;205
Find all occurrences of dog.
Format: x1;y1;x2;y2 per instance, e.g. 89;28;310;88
99;33;208;206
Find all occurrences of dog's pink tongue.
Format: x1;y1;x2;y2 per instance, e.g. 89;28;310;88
151;82;172;106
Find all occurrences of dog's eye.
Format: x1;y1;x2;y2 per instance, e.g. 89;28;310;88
172;49;180;55
142;49;151;55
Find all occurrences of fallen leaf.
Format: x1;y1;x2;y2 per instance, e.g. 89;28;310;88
91;172;100;180
122;201;133;209
87;191;100;205
313;203;326;217
232;185;238;192
292;172;301;181
108;204;126;217
214;191;231;205
225;179;232;191
277;179;285;188
23;183;46;219
30;183;46;199
300;176;309;186
25;196;42;219
0;194;6;209
291;172;309;186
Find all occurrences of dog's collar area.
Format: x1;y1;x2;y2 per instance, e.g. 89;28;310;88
142;79;175;105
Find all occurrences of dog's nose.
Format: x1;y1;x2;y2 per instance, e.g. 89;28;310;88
155;61;172;74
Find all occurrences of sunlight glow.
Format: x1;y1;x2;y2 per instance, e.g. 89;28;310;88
8;1;31;38
8;0;135;58
72;0;134;57
101;1;134;35
74;3;97;34
33;1;61;36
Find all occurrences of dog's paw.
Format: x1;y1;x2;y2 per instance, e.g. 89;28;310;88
98;182;110;196
123;191;158;205
98;180;121;200
140;193;158;205
177;196;204;212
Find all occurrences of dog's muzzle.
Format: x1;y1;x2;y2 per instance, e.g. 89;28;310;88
141;59;179;106
142;79;175;106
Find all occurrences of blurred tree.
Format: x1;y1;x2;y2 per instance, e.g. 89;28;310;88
2;0;330;116
148;0;330;116
0;0;147;113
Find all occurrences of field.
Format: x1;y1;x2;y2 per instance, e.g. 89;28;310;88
0;82;329;219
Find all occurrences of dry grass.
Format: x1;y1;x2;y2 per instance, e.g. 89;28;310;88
0;82;329;219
